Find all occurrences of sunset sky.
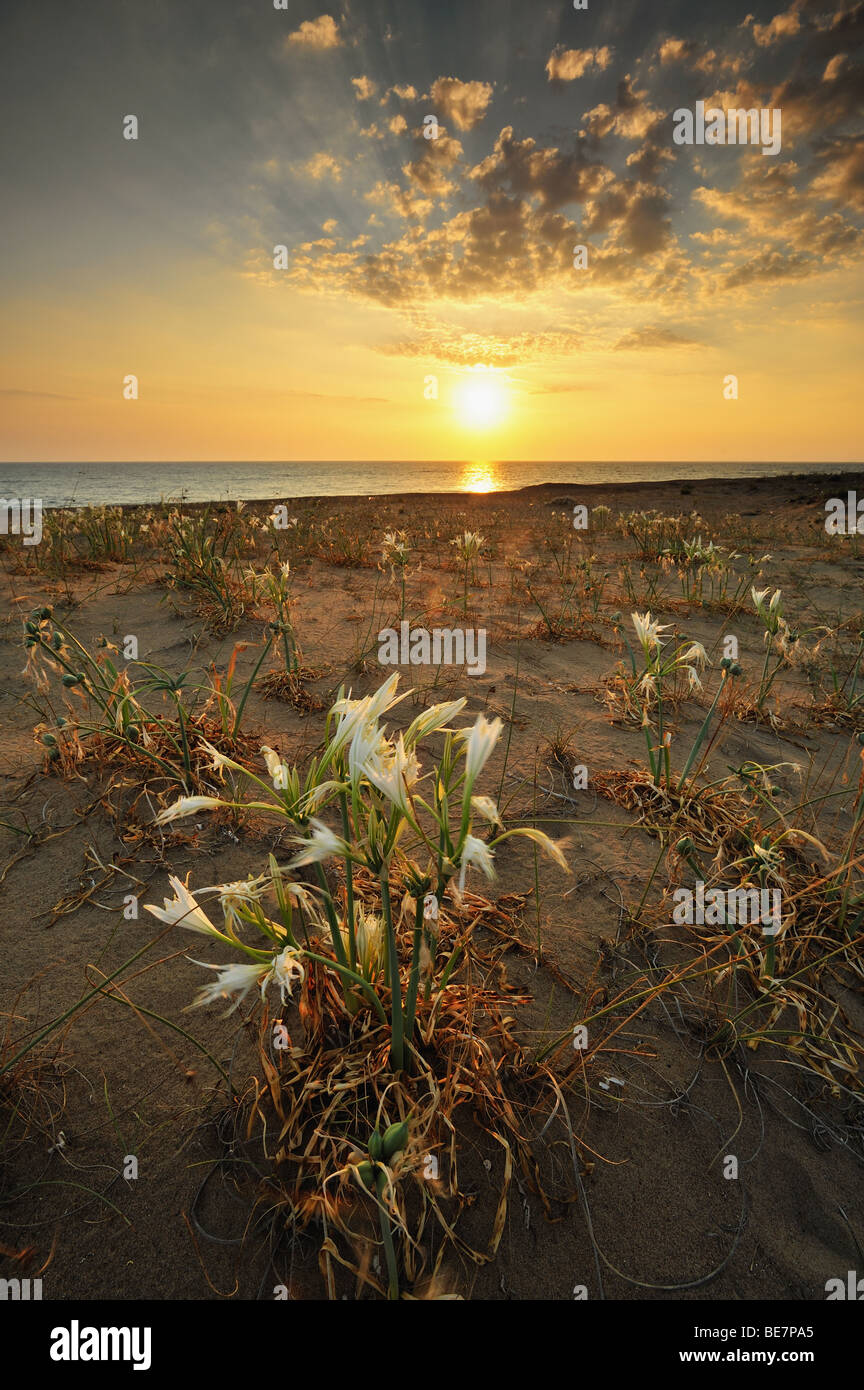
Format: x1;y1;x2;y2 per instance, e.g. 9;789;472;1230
1;0;862;463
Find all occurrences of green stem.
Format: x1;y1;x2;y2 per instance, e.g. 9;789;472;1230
232;631;275;736
380;870;404;1070
339;790;357;972
375;1169;400;1300
403;897;425;1045
677;676;726;792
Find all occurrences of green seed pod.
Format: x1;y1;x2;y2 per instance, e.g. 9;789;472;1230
62;674;80;687
355;1161;375;1191
25;621;38;635
42;733;57;747
52;633;62;650
39;607;52;619
731;663;743;677
676;836;693;854
381;1121;409;1161
368;1130;383;1160
720;657;731;670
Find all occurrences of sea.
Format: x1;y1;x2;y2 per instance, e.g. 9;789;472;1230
0;460;860;509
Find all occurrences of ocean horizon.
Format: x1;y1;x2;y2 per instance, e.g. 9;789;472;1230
1;460;861;510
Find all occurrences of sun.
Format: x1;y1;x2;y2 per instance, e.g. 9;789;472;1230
456;374;509;430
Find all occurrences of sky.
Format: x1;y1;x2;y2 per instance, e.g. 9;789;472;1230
0;0;862;463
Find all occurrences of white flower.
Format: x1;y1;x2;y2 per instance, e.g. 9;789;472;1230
423;893;439;922
198;876;268;928
347;718;389;787
265;945;305;1003
363;734;420;816
680;642;708;668
404;697;467;746
501;827;569;872
470;795;502;826
751;586;770;609
364;673;405;723
261;745;290;790
190;944;304;1014
288;818;349;867
686;666;703;692
342;906;383;977
144;875;221;936
199;738;239;779
462;714;503;793
631;611;670;655
451;530;484;558
153;795;223;826
329;674;404;761
189;960;267;1013
457;834;496;893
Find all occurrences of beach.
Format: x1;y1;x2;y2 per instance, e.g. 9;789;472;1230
2;468;863;1301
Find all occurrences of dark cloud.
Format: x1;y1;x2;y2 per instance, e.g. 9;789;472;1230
811;135;864;210
469;127;611;211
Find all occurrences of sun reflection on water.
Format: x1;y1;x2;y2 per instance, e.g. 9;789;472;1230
460;462;499;493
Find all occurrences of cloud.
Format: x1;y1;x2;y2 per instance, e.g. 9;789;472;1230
470;126;612;210
545;45;614;82
388;114;408;134
582;180;674;256
692;153;863;290
364;179;435;221
428;77;494;130
751;6;803;46
583;76;663;141
352;76;377;100
722;248;814;287
657;36;744;75
376;327;583;367
322;218;338;233
386;84;418;102
289;163;681;309
614;326;700;349
299;151;345;182
810;136;864;211
403;131;463;196
285;14;342;50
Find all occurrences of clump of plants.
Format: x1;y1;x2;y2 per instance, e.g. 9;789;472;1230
144;675;575;1297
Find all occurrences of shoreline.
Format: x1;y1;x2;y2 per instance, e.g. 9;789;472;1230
29;465;864;515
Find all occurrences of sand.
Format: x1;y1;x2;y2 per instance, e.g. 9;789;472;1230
1;469;863;1301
